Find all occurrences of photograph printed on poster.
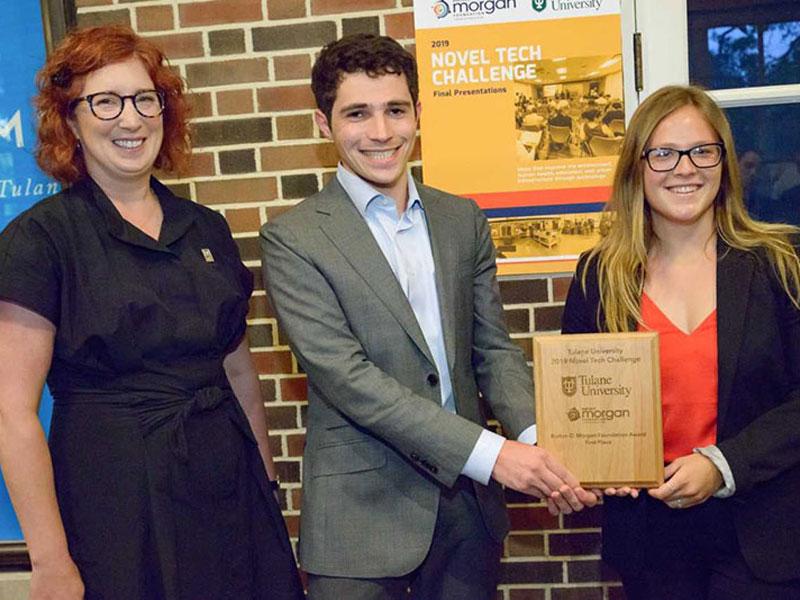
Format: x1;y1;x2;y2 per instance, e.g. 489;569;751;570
514;54;624;164
490;211;614;261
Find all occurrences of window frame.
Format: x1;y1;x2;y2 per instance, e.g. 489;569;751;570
630;0;800;108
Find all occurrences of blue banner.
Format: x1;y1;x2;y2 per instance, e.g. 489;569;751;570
1;1;59;541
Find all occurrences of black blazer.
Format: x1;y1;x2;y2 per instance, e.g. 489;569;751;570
561;240;800;583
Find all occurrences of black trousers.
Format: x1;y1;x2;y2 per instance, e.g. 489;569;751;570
604;494;800;600
307;477;503;600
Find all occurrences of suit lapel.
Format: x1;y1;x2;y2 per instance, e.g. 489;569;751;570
316;179;436;366
423;189;458;370
716;241;755;427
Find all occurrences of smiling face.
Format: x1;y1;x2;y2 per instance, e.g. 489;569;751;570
315;71;420;209
642;104;722;233
68;57;163;191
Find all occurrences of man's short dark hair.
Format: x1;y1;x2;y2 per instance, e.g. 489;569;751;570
311;34;419;122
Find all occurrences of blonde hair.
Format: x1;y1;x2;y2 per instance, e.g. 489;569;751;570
582;85;800;332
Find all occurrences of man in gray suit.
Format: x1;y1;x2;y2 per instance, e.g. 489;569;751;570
260;34;596;600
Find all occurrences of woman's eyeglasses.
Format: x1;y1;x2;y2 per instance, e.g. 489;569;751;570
641;143;725;172
70;90;165;120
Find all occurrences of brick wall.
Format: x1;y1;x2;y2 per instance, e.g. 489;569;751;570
73;1;622;597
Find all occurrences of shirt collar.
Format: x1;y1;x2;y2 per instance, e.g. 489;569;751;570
77;176;196;252
336;164;422;218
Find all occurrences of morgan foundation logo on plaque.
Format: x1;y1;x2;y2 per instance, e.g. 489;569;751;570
533;333;664;488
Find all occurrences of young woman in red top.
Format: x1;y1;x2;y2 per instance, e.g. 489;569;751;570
562;86;800;599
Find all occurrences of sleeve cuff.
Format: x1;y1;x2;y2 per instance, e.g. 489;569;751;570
517;424;537;445
694;445;736;498
461;429;506;485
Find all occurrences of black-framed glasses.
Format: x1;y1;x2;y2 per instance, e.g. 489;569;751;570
641;143;725;172
70;90;165;120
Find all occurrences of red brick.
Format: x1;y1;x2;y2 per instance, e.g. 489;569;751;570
260;143;339;171
178;0;262;27
77;9;131;28
266;405;300;429
276;460;300;482
311;0;394;15
553;277;572;302
145;32;203;59
551;588;603;600
267;433;282;456
507;533;546;557
273;54;312;81
217;89;254;115
280;377;307;402
265;205;296;222
275;115;314;141
252;350;294;374
187;58;269;88
76;0;113;5
385;12;415;40
195;177;278;205
284;514;300;537
549;532;602;556
267;0;306;19
290;489;303;508
225;207;262;233
248;295;271;319
188;152;215;177
136;5;174;32
190;92;213;118
257;85;316;112
508;506;559;530
286;433;306;457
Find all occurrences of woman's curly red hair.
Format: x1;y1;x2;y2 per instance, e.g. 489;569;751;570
36;24;191;184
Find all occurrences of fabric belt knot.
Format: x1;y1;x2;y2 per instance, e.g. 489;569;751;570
170;385;231;461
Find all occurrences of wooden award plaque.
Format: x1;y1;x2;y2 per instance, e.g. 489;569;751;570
533;333;663;488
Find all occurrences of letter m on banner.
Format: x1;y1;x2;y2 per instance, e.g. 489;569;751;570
0;110;24;148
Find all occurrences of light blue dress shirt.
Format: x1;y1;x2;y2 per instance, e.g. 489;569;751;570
337;165;536;485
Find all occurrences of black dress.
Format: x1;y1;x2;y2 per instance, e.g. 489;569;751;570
0;177;303;599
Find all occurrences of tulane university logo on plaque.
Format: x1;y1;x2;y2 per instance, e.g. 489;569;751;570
532;0;547;12
561;376;577;397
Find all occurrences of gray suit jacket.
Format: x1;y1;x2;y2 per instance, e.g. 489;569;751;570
260;177;534;577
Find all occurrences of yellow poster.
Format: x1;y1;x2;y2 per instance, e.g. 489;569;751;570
414;1;624;274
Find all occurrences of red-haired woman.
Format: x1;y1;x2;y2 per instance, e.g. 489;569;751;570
0;25;303;599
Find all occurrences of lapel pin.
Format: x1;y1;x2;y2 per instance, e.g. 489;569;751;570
201;248;215;263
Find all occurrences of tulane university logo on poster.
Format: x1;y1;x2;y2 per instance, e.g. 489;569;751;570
532;0;547;11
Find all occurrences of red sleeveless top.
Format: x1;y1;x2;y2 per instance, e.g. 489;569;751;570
638;293;718;462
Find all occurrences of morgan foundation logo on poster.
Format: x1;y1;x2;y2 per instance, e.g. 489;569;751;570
433;0;451;18
433;0;518;20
